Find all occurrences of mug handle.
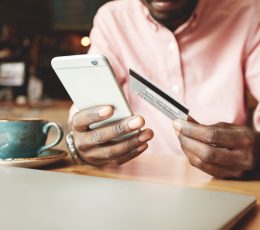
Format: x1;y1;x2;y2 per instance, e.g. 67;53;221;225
37;122;64;154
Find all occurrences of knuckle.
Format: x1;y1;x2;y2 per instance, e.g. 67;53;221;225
127;137;139;149
189;156;204;170
188;157;196;167
91;130;106;144
74;135;87;152
203;128;218;144
83;148;112;164
195;159;204;170
89;110;100;122
242;134;254;146
77;144;86;152
181;125;191;136
178;134;186;147
100;147;113;160
71;116;80;129
111;160;120;166
110;144;123;156
201;147;216;163
112;122;127;135
86;158;107;167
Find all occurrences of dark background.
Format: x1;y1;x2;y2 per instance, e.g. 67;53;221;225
0;0;111;34
0;0;112;100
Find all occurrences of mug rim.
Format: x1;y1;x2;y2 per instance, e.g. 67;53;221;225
0;118;48;123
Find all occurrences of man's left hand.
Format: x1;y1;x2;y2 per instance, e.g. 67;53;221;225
173;120;260;179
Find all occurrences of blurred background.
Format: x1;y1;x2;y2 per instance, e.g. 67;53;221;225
0;0;111;102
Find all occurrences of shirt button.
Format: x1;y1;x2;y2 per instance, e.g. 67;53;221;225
151;24;157;31
172;85;180;94
168;42;176;51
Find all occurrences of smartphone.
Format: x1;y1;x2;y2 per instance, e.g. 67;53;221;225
51;54;133;130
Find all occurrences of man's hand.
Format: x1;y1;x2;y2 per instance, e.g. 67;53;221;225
71;106;154;166
173;120;260;179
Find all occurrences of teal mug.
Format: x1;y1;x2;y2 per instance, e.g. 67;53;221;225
0;119;63;159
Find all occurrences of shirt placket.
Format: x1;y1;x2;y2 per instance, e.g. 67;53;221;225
166;32;185;102
145;8;195;104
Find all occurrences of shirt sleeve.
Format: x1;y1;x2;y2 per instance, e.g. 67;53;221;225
69;5;128;122
245;20;260;131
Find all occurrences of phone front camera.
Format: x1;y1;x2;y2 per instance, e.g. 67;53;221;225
91;60;98;65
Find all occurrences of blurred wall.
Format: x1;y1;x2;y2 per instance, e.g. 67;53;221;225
0;0;111;34
0;0;112;100
0;0;51;34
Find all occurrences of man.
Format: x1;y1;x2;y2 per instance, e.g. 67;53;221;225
69;0;260;178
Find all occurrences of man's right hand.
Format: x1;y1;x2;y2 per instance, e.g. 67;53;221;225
71;106;154;166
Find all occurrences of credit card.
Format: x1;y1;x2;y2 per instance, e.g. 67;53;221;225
129;69;189;121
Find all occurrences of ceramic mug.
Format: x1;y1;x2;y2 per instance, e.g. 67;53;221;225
0;119;63;159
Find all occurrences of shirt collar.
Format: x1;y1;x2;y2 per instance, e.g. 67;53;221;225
140;0;206;34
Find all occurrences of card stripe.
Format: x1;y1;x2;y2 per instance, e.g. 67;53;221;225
129;69;189;114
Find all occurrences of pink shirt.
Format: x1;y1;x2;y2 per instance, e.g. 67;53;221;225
70;0;260;154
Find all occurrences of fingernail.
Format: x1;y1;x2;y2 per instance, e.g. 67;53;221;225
172;119;183;132
137;144;148;152
128;117;143;129
98;106;112;117
138;132;152;142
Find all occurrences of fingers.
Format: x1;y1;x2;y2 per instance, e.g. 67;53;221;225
84;129;153;160
71;105;153;167
115;143;148;165
173;120;252;149
80;144;148;167
72;106;114;132
79;129;153;166
185;150;244;179
178;134;254;170
187;115;199;124
74;116;146;151
173;120;256;178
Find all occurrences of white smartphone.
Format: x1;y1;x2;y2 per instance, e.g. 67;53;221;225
51;54;133;130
